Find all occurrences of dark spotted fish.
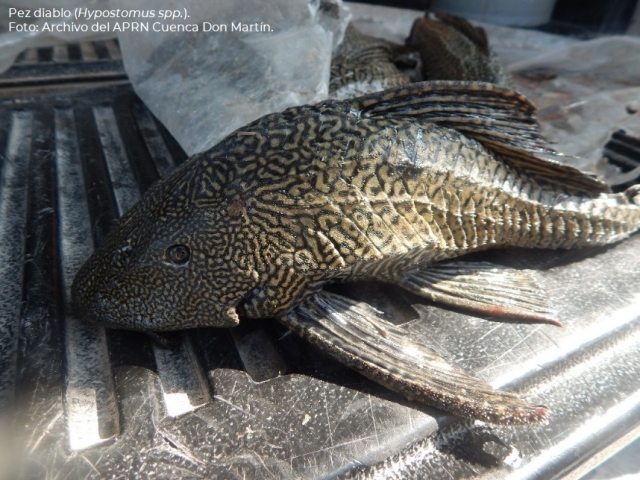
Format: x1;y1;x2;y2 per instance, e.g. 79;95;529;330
72;81;640;425
408;12;515;88
329;24;413;99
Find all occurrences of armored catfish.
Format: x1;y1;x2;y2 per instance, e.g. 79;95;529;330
72;81;640;425
407;12;516;88
329;23;413;99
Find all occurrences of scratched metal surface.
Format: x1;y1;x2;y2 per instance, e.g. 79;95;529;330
0;39;640;480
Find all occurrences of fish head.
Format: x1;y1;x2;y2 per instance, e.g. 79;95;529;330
71;158;260;331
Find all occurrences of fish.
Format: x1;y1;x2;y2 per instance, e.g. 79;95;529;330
71;81;640;425
407;12;515;88
329;24;414;99
330;15;513;100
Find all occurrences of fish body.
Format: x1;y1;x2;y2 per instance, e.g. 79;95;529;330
72;82;640;425
329;24;413;99
408;12;515;88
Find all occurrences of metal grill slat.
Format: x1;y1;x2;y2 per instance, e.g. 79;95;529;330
132;103;176;179
52;45;70;63
104;39;121;60
0;111;33;407
55;108;119;451
79;42;98;62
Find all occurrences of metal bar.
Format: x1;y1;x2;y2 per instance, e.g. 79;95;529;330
229;328;287;382
132;103;176;178
0;111;33;407
55;108;119;451
21;48;39;64
79;42;98;61
103;39;121;60
52;45;70;63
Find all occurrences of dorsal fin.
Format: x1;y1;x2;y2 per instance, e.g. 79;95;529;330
434;12;490;54
348;81;610;195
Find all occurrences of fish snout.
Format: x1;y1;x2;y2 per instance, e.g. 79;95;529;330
71;259;115;323
70;277;108;324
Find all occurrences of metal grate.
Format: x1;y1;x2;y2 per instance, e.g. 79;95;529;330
0;40;125;88
14;39;122;65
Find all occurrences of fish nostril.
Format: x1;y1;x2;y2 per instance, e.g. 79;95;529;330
112;245;133;267
97;294;109;311
87;292;114;320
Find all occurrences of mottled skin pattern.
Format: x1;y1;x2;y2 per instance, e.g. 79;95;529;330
329;24;413;99
72;81;640;424
408;12;515;88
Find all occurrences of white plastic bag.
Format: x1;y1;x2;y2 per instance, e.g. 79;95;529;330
111;0;350;155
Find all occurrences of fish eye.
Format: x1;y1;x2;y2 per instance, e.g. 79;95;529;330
166;244;190;265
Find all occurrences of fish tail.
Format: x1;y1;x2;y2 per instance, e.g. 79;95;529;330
539;185;640;249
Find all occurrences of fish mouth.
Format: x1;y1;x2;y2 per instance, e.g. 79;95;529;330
72;289;205;331
73;295;150;330
71;261;148;330
70;281;139;330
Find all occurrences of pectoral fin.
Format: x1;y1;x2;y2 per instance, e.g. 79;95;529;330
279;290;548;425
397;261;561;325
